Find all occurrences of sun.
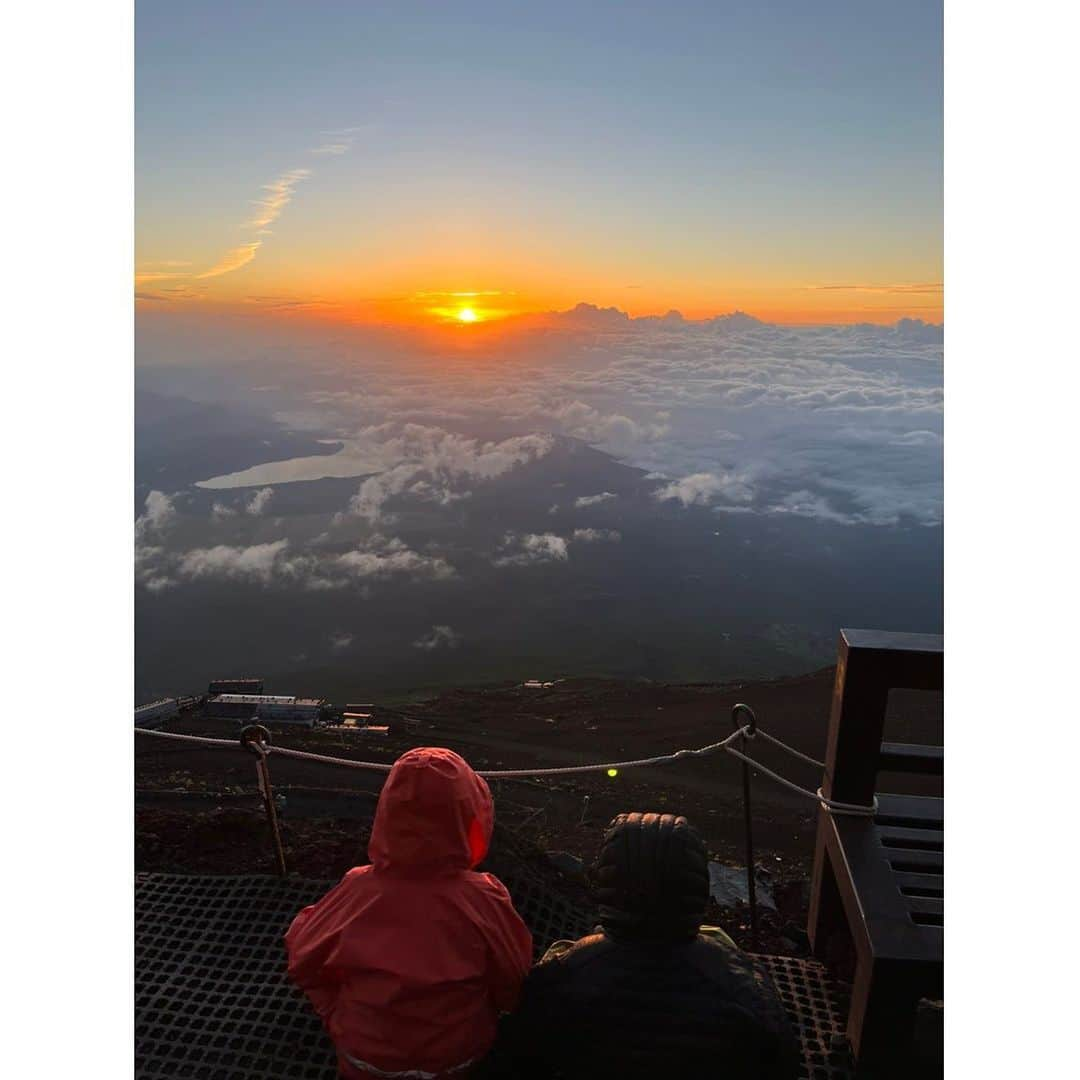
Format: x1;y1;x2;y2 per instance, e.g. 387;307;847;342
456;307;478;323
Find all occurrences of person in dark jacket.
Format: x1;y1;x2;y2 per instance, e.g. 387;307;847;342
483;811;799;1080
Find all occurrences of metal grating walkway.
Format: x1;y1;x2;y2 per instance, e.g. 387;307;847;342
136;874;853;1080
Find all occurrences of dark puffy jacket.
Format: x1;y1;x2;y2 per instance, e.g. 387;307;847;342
483;812;799;1080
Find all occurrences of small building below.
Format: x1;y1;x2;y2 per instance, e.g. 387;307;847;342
135;698;181;729
206;693;329;727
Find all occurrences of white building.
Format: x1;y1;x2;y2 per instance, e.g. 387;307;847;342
207;693;327;727
255;698;326;727
135;698;180;729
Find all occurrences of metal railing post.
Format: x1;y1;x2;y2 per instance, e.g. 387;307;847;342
240;724;287;877
731;703;759;949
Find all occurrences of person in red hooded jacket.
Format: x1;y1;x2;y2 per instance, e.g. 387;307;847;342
285;747;533;1079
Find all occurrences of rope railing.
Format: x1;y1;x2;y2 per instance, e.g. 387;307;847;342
134;712;872;817
753;729;827;769
135;701;870;948
135;729;244;751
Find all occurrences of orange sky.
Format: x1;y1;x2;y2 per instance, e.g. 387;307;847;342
137;4;942;331
136;276;943;328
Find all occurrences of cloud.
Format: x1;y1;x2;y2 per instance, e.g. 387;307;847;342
413;625;460;650
243;295;333;311
552;302;631;328
347;463;428;524
494;532;570;567
654;472;753;508
143;310;943;529
246;487;275;515
136;530;455;592
770;490;856;526
413;290;510;300
248;168;312;231
195;168;312;280
572;528;621;543
334;538;455;582
407;479;471;506
807;283;943;294
541;400;668;449
310;125;364;156
176;540;290;583
134;271;190;285
135;542;176;591
135;490;176;540
574;492;618;507
338;426;554;523
195;242;262;280
142;143;340;295
889;429;943;447
311;141;350;156
894;319;944;343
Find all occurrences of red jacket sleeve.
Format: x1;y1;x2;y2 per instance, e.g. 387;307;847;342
284;870;363;1017
474;873;534;1014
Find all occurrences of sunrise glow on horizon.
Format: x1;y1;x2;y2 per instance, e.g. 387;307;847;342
136;2;942;327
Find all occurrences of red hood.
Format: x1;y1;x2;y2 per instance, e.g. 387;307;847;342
369;747;493;873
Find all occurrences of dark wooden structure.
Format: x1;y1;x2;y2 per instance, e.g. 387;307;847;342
808;629;943;1074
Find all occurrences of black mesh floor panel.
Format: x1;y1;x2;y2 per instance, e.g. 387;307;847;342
761;955;855;1080
136;874;853;1080
136;874;336;1079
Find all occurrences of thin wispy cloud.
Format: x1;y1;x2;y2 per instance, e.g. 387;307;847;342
134;270;191;285
196;241;263;280
243;295;333;311
309;125;365;156
806;283;943;294
574;492;617;507
413;625;460;650
195;167;312;280
248;168;312;232
139;135;352;293
412;290;513;299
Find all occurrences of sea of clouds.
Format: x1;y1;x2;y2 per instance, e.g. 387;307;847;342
135;306;942;593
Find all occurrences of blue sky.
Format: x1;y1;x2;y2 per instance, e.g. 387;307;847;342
136;1;942;321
